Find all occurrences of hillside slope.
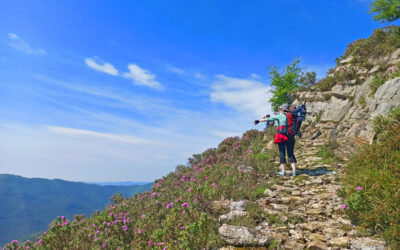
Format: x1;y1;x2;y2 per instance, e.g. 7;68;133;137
0;174;152;245
3;27;399;249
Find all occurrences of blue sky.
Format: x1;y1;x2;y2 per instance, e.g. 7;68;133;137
0;0;380;182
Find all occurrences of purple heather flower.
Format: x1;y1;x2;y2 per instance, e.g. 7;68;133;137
123;225;127;231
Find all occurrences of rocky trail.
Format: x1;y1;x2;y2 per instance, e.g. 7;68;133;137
217;137;386;249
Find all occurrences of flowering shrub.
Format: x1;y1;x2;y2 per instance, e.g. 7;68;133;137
343;26;400;66
4;129;277;249
342;109;400;248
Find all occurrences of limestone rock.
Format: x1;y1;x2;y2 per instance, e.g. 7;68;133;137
218;224;268;246
307;239;326;249
369;65;380;74
340;56;354;64
219;210;248;221
329;237;350;247
230;200;248;211
350;237;386;250
320;96;352;122
264;188;276;197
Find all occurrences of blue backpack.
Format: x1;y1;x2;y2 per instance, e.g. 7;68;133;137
297;104;307;122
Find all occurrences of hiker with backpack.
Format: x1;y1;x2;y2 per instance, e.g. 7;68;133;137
294;104;306;138
253;103;297;177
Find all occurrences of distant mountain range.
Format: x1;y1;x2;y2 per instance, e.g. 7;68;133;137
86;181;152;186
0;174;152;246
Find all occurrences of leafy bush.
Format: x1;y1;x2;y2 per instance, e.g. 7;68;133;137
342;109;400;248
370;0;400;23
268;58;316;111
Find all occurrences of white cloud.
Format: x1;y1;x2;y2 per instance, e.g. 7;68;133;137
8;32;46;55
166;65;187;75
46;126;167;147
210;75;272;117
194;72;206;80
85;57;119;76
123;64;162;89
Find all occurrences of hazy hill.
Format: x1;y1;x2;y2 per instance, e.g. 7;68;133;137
0;174;152;245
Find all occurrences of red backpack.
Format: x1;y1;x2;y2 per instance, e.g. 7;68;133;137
285;111;299;135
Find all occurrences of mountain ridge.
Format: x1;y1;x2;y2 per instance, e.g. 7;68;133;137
0;174;152;245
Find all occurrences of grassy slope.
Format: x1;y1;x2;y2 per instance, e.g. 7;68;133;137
0;174;152;245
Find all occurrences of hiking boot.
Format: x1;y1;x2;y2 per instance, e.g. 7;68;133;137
291;171;297;177
277;171;286;176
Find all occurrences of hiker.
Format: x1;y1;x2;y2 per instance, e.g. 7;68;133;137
254;104;297;176
294;104;306;137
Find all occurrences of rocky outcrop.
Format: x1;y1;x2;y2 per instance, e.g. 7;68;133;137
291;49;400;155
218;224;268;246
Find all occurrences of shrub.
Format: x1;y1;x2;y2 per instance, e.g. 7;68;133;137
342;109;400;248
358;96;367;108
369;75;387;96
317;140;340;164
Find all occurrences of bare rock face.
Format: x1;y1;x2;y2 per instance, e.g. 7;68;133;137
218;224;268;246
292;64;400;155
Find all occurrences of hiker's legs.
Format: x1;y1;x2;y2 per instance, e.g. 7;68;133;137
296;120;302;137
278;142;287;172
286;135;297;172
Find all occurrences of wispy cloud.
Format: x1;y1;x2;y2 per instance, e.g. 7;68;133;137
166;65;187;75
210;74;272;117
85;57;119;76
46;126;167;146
84;58;162;89
123;64;162;89
8;33;46;55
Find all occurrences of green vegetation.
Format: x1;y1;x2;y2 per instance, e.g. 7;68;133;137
342;108;400;248
268;58;315;111
358;96;367;108
0;175;152;246
343;26;400;66
370;0;400;23
369;75;388;96
317;140;341;165
3;130;278;249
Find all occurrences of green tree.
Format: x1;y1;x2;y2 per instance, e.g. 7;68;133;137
370;0;400;23
268;58;313;111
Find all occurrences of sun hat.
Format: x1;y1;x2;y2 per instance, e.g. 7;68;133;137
279;103;289;111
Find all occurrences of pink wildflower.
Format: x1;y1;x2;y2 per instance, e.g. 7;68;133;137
341;204;347;210
355;186;362;191
123;225;127;231
138;229;142;234
141;214;146;218
187;187;192;192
